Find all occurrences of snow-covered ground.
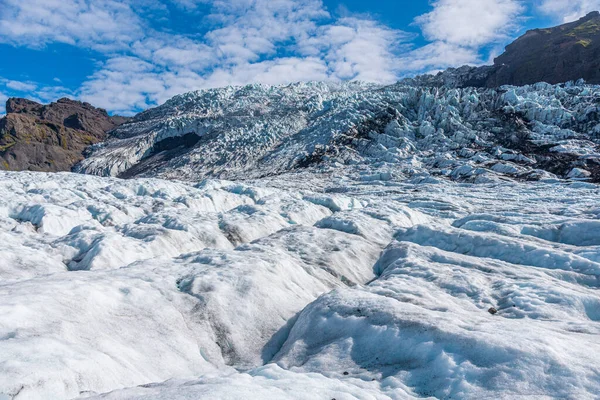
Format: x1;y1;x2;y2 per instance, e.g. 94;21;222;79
1;168;600;399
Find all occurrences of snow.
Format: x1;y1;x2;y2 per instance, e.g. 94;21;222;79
0;168;599;399
568;167;592;179
89;364;404;400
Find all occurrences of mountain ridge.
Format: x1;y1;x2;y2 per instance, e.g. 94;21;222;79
412;11;600;88
490;11;600;86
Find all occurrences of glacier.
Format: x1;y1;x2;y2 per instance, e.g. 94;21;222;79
1;170;600;399
75;80;600;183
1;80;600;399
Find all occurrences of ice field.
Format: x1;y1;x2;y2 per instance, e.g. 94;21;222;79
1;168;599;399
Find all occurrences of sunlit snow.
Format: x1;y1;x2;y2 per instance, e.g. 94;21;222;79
0;168;599;399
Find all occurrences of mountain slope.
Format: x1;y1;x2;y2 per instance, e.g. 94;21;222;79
489;11;600;86
0;98;128;172
412;12;600;88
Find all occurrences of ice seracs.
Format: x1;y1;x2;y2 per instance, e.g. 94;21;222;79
568;167;592;179
76;80;600;183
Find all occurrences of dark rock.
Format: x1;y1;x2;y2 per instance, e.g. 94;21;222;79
0;98;129;172
5;98;43;114
118;132;202;179
408;12;600;88
488;307;498;315
488;11;600;86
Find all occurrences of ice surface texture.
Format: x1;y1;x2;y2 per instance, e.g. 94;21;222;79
1;169;600;399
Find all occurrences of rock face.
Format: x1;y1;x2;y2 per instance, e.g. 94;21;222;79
0;98;128;172
490;11;600;86
410;12;600;88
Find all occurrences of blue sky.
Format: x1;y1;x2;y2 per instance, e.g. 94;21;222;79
0;0;597;115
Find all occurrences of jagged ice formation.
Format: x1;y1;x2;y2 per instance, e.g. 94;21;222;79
76;81;600;183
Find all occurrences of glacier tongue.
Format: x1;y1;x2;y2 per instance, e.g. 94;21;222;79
75;81;600;183
1;168;600;399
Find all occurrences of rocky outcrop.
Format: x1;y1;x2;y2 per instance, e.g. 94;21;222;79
0;98;128;172
410;12;600;88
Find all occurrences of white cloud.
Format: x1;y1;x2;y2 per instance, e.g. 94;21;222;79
398;42;481;75
79;57;173;115
132;36;215;70
5;80;37;92
0;0;147;50
415;0;524;47
166;0;207;11
204;0;329;63
537;0;600;22
0;92;8;115
393;0;527;76
0;76;73;111
34;86;74;104
302;18;409;83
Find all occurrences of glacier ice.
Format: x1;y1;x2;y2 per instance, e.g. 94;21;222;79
2;80;600;399
75;81;600;183
0;168;599;399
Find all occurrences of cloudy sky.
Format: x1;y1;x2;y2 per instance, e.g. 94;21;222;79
0;0;597;115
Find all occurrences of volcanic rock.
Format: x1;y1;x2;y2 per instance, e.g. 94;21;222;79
0;98;128;172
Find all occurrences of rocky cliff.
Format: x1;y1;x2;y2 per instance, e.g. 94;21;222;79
0;98;128;172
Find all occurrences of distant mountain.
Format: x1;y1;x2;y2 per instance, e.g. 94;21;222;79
410;11;600;88
0;98;128;172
